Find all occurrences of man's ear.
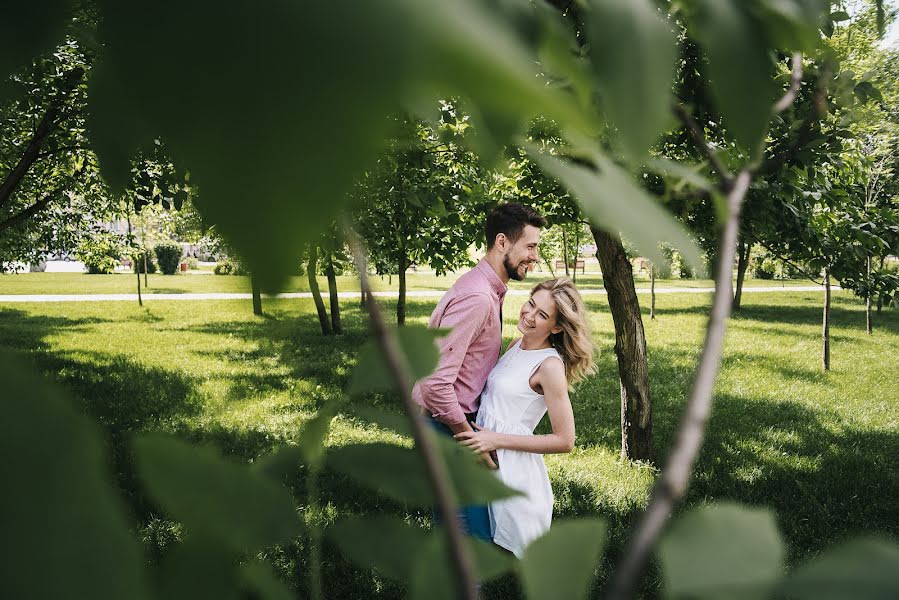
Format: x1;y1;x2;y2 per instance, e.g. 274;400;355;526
494;233;507;250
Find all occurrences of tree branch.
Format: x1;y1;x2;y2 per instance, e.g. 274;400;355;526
773;53;804;114
344;226;478;600
0;188;62;234
0;67;85;211
606;169;751;600
673;104;733;188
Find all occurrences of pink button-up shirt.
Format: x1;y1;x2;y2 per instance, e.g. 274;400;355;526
412;260;507;425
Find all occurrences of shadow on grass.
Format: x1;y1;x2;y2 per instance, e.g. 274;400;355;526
2;299;896;599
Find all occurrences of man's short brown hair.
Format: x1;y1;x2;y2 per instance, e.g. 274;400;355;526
485;203;546;249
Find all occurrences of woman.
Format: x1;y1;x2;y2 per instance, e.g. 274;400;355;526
455;277;595;558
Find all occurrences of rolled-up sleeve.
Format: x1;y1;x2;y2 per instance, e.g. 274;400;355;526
417;293;492;425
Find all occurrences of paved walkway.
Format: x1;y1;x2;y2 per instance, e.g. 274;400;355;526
0;285;839;303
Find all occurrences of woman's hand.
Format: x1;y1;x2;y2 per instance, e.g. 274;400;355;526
454;423;501;454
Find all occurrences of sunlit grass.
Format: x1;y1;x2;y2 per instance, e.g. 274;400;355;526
0;287;895;597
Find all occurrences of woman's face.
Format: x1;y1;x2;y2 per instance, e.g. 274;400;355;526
518;288;563;339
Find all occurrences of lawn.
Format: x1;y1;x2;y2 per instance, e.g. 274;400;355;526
0;270;819;296
0;287;895;597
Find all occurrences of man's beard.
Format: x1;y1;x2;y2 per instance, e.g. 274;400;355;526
503;255;527;281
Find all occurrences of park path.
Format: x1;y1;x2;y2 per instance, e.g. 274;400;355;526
0;285;838;303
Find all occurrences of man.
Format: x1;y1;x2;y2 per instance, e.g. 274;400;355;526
412;202;546;539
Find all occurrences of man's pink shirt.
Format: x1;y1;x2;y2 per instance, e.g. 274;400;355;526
412;259;507;425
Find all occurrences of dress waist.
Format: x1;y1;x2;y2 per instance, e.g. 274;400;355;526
476;410;533;436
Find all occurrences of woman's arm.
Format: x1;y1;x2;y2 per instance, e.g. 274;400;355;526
455;357;575;455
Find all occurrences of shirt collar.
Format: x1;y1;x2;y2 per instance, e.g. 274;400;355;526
476;259;508;299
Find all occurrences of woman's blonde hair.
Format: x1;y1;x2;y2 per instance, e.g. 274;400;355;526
531;277;596;385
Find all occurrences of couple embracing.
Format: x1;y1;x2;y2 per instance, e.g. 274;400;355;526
412;203;595;558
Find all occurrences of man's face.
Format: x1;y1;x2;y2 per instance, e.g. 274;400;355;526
502;225;541;281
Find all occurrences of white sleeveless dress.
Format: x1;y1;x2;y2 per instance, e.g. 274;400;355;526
476;339;563;558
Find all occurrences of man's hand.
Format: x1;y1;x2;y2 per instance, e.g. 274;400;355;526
447;420;498;469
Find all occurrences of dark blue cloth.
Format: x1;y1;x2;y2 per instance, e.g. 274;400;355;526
427;415;492;542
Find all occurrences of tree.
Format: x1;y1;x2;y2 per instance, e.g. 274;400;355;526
0;38;117;267
352;111;487;326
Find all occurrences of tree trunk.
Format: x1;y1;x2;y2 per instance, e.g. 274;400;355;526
562;228;570;277
325;250;342;334
572;226;579;285
822;268;831;371
397;253;407;326
733;240;751;311
251;276;263;316
307;246;332;336
866;256;872;334
650;264;656;321
591;225;653;462
143;251;149;287
127;212;142;308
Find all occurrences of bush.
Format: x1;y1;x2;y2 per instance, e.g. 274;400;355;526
76;231;123;274
671;251;694;279
132;248;158;274
154;241;183;275
185;257;199;270
213;259;236;275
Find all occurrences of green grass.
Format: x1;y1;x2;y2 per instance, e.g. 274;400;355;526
0;270;818;295
0;289;895;598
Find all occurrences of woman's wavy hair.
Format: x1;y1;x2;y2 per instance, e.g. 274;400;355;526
531;277;597;386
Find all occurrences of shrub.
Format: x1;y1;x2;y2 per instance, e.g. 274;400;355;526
132;248;158;274
754;257;776;279
185;257;199;270
671;251;694;279
154;241;183;275
76;230;123;274
213;259;235;275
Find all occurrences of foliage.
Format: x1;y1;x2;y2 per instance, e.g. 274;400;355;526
5;0;899;598
213;259;237;276
75;228;123;274
351;109;486;279
131;247;157;274
0;37;118;265
153;241;182;275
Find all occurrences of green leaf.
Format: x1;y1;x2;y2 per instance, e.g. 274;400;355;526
645;157;713;192
529;149;705;273
0;0;70;92
329;516;431;580
297;398;343;465
349;405;414;437
586;0;677;159
829;11;850;22
0;353;151;600
658;503;785;599
519;519;607;600
348;324;444;395
408;529;517;600
134;434;302;551
690;0;777;152
783;537;899;600
750;0;830;51
240;562;295;600
157;537;241;600
88;0;595;288
326;438;521;507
